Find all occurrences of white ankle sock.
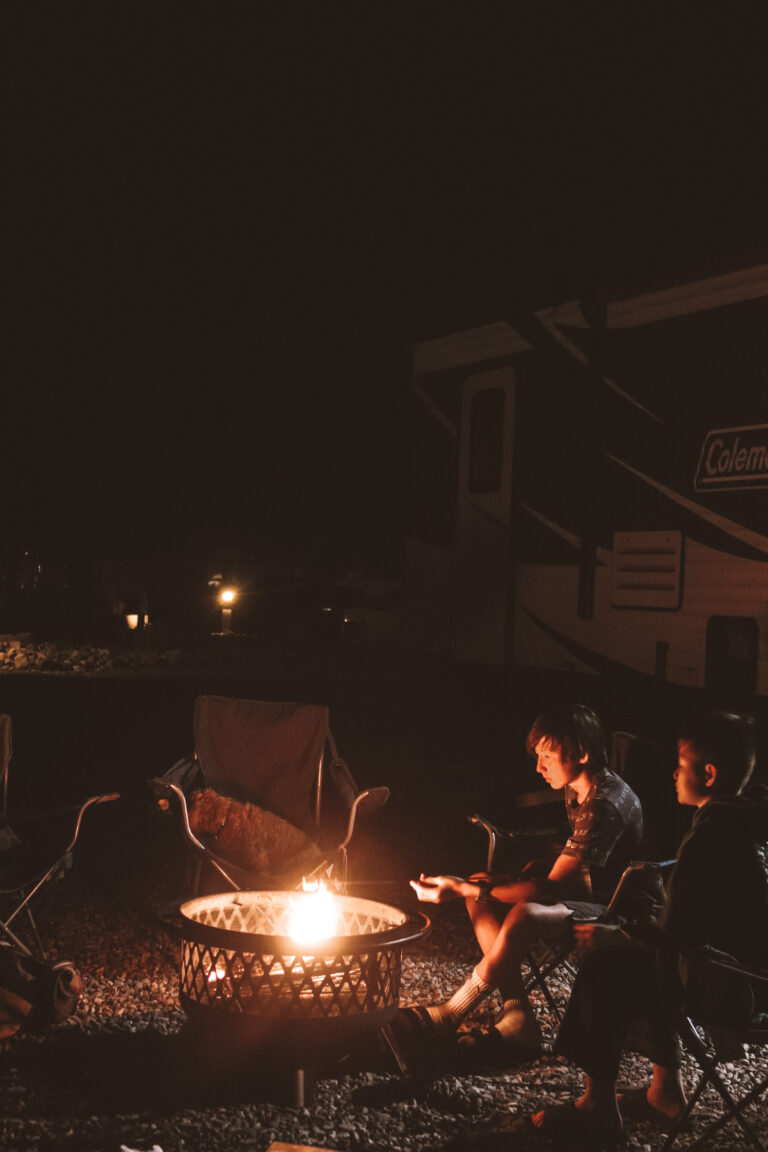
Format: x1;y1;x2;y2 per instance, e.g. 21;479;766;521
494;997;542;1044
425;967;492;1027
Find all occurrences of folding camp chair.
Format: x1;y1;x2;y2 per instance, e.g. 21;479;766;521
0;714;120;958
151;695;389;894
662;949;768;1152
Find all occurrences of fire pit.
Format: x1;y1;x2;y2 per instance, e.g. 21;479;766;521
177;887;429;1101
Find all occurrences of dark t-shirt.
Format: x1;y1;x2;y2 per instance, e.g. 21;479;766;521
562;767;643;904
659;794;768;967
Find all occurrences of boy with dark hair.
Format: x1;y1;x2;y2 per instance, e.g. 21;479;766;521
408;703;642;1057
530;709;768;1141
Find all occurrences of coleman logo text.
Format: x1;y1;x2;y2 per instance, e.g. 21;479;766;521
694;424;768;492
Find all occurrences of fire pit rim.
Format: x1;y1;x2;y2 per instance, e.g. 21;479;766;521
177;890;431;954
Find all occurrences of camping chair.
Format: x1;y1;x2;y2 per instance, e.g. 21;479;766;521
151;695;389;895
662;949;768;1152
0;714;120;958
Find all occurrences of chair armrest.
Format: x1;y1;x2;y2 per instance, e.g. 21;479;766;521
328;755;388;811
62;794;120;855
4;793;120;845
599;858;676;922
678;946;768;987
149;756;201;813
469;813;563;873
337;786;390;851
157;781;241;890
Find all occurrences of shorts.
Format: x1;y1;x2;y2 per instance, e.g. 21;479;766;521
562;899;606;922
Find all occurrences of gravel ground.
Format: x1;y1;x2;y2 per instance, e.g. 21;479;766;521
2;805;766;1152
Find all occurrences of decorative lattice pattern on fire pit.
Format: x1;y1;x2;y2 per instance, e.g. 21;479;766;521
178;891;425;1021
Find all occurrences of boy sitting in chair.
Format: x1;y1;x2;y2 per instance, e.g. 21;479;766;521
529;709;768;1141
408;702;643;1058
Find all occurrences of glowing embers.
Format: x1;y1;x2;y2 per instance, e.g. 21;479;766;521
186;940;393;1019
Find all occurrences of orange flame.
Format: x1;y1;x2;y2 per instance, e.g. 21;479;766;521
287;878;339;945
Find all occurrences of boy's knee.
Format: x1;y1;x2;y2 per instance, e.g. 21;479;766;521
502;900;570;940
502;901;536;932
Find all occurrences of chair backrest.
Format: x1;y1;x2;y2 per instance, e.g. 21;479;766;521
0;714;11;817
193;696;329;837
610;730;689;860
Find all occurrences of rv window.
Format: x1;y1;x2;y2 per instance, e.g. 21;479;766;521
468;387;505;494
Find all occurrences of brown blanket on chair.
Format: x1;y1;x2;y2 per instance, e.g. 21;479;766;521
193;697;329;837
187;789;320;876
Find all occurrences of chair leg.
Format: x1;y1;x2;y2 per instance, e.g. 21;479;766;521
524;952;563;1025
663;1017;768;1152
0;917;34;956
682;1080;768;1152
25;906;46;958
660;1060;710;1152
524;943;578;1027
379;1022;411;1076
0;898;45;958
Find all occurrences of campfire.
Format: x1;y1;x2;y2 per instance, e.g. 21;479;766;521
287;878;340;945
177;883;429;1065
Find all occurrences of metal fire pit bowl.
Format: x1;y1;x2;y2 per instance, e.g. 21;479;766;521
178;889;430;1048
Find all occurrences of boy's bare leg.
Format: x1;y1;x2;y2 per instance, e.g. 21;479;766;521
461;901;573;1048
465;887;507;954
627;1064;687;1121
531;1066;686;1135
419;900;573;1045
474;901;573;997
531;1074;623;1136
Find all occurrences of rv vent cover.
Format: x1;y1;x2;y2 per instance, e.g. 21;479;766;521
610;531;683;610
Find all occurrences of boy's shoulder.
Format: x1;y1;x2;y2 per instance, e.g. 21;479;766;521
576;767;642;826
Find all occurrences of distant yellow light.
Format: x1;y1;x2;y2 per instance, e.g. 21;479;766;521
126;614;139;630
220;588;236;605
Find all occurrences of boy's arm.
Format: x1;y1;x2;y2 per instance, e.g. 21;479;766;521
435;850;584;906
481;850;584;903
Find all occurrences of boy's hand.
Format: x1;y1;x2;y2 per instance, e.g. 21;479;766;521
409;874;462;903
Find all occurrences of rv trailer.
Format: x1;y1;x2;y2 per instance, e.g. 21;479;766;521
408;263;768;699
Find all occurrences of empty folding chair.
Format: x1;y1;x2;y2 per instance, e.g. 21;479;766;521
151;695;389;894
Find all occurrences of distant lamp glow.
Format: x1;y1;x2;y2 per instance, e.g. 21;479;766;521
217;586;237;635
125;614;140;631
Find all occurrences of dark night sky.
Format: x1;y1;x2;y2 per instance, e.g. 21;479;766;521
3;2;768;570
